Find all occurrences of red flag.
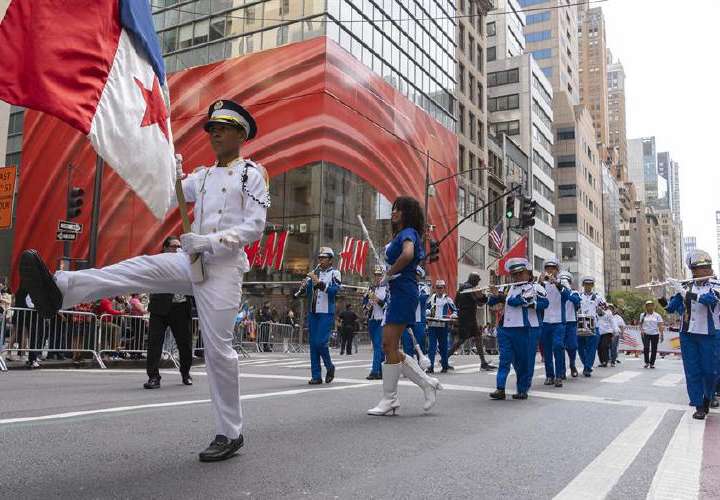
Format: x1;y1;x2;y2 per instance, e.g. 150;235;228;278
497;236;528;276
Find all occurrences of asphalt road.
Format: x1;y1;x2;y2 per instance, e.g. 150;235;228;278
0;350;716;500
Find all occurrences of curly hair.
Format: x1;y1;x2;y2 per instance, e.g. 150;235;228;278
392;196;425;235
162;235;181;250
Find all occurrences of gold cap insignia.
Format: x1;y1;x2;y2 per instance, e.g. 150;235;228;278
213;100;224;110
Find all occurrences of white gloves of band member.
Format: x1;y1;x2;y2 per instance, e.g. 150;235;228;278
175;153;184;181
180;233;212;254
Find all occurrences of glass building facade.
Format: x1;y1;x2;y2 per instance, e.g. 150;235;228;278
151;0;457;129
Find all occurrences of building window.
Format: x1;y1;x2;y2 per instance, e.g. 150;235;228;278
458;103;465;134
469;152;476;177
469;112;477;144
477;44;483;74
541;67;552;78
460;237;485;268
556;127;575;140
469;74;475;102
469;193;478;222
526;11;551;24
487;46;496;62
459;145;466;172
458;187;466;218
477;121;484;148
559;214;577;224
468;35;475;64
533;175;554;201
487;22;496;37
487;68;519;87
459;24;465;52
533;151;553;177
561;242;577;261
525;30;552;43
558;184;577;198
556;155;576;168
531;49;552;60
477;82;484;110
459;64;465;95
534;229;555;252
490;120;520;137
488;94;520;112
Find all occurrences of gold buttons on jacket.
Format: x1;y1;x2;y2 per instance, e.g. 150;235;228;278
218;209;222;214
221;187;226;193
228;170;233;176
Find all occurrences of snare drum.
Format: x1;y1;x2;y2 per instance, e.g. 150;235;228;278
576;315;596;337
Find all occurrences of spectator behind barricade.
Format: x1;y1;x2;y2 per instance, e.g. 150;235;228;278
258;302;272;351
126;293;148;359
13;287;40;368
70;302;95;365
96;297;123;360
0;284;13;353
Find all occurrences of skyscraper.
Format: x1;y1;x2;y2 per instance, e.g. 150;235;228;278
607;52;628;179
628;137;661;207
519;0;604;289
656;151;674;212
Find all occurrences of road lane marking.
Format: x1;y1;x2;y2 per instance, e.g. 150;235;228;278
36;370;690;411
0;383;371;425
652;374;684;387
553;406;667;500
647;411;705;499
601;371;642;384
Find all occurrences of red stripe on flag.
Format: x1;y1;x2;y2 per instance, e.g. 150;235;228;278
497;236;528;276
0;0;122;135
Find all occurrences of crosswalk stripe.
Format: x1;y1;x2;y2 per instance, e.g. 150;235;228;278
554;406;667;500
653;374;684;387
601;371;642;384
647;411;705;499
334;363;371;370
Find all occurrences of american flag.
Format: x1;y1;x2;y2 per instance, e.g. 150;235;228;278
489;220;504;251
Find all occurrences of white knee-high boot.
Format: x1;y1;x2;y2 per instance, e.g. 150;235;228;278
367;363;401;416
401;353;442;411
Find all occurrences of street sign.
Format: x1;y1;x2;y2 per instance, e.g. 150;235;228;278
0;166;17;230
56;231;77;241
58;220;83;233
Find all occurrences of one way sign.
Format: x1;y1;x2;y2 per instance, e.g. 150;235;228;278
56;231;77;241
58;220;83;233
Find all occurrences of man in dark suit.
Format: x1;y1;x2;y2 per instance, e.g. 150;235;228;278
144;236;194;389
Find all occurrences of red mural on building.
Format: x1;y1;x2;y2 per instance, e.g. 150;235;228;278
12;37;458;290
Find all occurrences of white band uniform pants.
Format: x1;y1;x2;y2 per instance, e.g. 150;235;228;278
55;252;244;439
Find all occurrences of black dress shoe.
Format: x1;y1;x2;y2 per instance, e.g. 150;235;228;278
703;398;711;414
710;397;719;409
583;371;591;377
570;367;578;377
544;377;554;385
481;363;497;371
693;408;707;420
426;368;434;374
325;367;335;384
19;250;63;317
511;393;528;400
182;375;193;386
198;434;244;462
554;379;563;388
489;389;506;400
440;367;448;373
308;379;322;385
143;376;161;389
366;373;381;380
446;365;455;370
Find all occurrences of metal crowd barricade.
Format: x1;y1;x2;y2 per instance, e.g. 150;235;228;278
0;307;105;371
255;322;298;353
96;313;178;367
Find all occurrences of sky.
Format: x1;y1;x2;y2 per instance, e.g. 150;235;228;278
601;0;720;263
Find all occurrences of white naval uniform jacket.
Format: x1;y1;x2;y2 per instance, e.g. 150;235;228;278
503;283;546;328
542;280;564;324
682;281;720;335
181;158;269;308
369;284;388;321
580;292;605;322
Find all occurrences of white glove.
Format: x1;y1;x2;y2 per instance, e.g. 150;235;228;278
175;153;184;181
180;232;212;254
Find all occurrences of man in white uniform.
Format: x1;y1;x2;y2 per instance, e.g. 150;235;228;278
19;99;269;462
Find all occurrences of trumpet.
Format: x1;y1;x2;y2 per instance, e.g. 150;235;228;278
293;264;321;298
459;279;535;294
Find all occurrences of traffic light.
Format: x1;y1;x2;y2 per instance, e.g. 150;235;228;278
519;197;537;228
505;195;515;219
427;238;440;263
67;187;85;219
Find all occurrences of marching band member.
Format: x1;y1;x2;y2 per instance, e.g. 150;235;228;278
368;197;442;416
19;99;268;462
597;302;616;368
363;265;388;380
540;257;570;387
300;247;341;385
577;277;605;377
661;250;720;420
426;279;458;374
402;266;430;361
450;272;496;371
488;258;548;400
558;271;582;378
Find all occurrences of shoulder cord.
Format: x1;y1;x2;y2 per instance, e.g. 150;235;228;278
242;161;271;208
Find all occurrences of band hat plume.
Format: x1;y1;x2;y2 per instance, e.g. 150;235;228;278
686;249;712;269
204;99;257;139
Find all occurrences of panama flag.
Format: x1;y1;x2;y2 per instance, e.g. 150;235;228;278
0;0;175;219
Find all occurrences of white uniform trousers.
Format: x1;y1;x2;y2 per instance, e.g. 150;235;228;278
55;252;244;439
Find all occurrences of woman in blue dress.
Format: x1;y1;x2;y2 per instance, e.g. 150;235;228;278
368;196;442;416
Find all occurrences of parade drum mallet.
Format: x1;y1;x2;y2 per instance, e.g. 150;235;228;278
357;214;431;370
175;154;205;283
